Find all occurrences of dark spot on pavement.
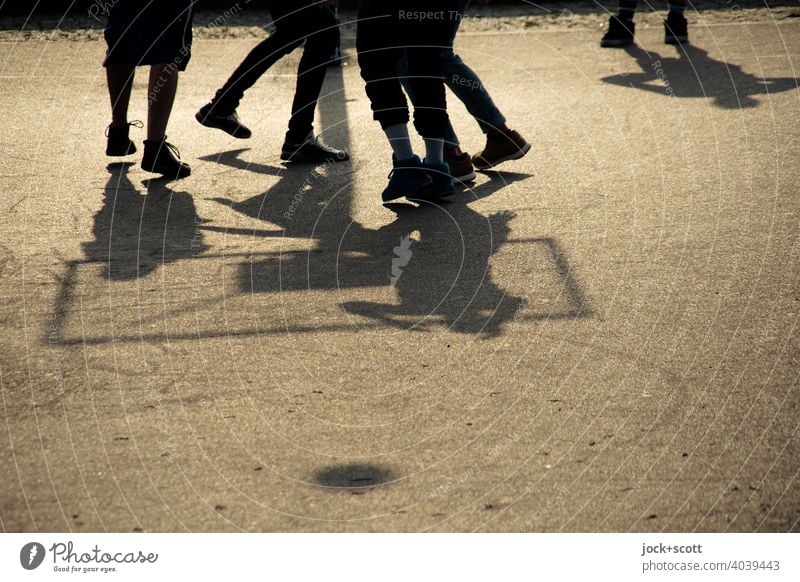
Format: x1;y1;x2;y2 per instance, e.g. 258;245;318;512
312;463;394;491
214;504;225;511
647;514;657;519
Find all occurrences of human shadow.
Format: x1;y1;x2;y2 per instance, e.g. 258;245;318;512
204;147;359;243
466;170;534;202
82;163;207;280
339;203;527;338
602;44;798;109
203;146;528;337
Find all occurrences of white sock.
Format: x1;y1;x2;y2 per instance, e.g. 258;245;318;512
424;138;444;165
384;124;414;160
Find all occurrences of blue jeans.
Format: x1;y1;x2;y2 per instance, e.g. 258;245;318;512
399;0;507;149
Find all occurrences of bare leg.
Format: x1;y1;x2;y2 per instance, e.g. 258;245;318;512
106;64;135;128
147;64;179;141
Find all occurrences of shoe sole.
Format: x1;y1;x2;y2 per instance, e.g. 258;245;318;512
141;166;192;179
665;36;688;44
473;142;532;170
407;182;457;203
382;178;433;204
452;170;477;183
280;151;350;164
106;148;136;157
195;111;251;139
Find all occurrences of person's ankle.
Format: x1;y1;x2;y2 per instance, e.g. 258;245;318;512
488;128;510;143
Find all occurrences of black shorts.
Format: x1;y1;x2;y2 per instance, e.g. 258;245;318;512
103;1;194;71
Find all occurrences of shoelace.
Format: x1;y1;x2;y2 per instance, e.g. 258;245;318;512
104;120;143;137
162;140;183;161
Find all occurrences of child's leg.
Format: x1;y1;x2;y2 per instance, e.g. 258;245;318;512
357;2;413;156
141;63;190;179
664;0;688;44
147;64;179;141
618;0;638;20
106;64;135;127
668;0;687;14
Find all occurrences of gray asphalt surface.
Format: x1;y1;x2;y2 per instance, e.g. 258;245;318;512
1;17;799;532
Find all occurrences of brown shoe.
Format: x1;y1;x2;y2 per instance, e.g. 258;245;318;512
472;129;531;170
444;150;476;183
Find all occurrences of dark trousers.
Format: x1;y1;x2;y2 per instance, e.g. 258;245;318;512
212;0;339;143
399;0;506;148
357;0;453;139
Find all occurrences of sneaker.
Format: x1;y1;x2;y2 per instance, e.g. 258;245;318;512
600;16;635;48
472;129;531;170
196;103;252;139
444;150;477;183
281;135;350;164
408;160;456;202
664;12;688;44
381;155;433;203
105;121;142;156
141;137;191;179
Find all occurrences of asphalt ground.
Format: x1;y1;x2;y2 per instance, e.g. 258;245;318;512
1;15;799;532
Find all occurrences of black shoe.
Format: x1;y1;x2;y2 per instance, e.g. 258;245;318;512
601;16;635;47
407;160;456;203
105;121;141;156
196;103;252;139
280;135;349;164
381;155;433;203
664;12;688;44
141;138;191;179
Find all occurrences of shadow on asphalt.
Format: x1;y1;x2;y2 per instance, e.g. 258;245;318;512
602;44;799;109
52;61;591;345
81;162;208;281
312;463;395;492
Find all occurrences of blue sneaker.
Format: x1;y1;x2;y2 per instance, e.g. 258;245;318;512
381;155;433;203
408;160;456;203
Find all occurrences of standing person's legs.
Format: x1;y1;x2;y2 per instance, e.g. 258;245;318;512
196;1;308;138
199;0;347;161
358;0;454;201
281;3;349;162
105;63;138;156
665;0;689;44
601;0;687;46
601;0;638;47
147;64;179;140
103;0;192;177
107;64;135;128
438;0;530;170
617;0;639;21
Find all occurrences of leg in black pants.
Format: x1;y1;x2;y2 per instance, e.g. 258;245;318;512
198;1;348;161
357;0;449;140
357;0;454;202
